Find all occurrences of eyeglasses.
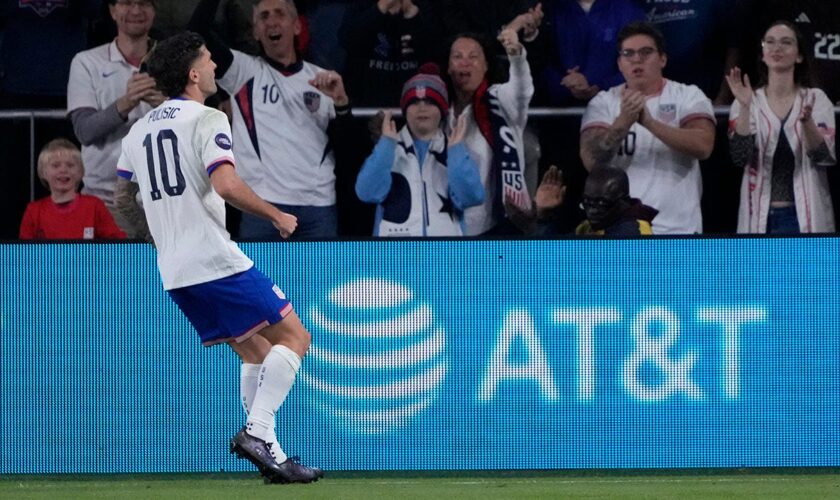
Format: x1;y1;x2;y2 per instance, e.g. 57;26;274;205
761;37;796;50
618;47;658;61
115;0;154;8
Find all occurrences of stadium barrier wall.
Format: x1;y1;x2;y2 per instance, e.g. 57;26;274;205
1;238;838;472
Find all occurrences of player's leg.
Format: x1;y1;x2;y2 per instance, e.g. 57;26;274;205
227;334;293;480
257;309;311;358
243;314;323;483
229;325;297;463
228;334;266;434
168;275;290;481
228;322;321;483
248;312;310;455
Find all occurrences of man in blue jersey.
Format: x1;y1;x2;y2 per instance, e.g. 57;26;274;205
114;32;323;484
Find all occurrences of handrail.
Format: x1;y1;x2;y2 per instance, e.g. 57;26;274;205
6;106;840;204
4;106;815;120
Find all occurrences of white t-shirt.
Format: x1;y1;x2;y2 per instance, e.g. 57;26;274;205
117;98;253;290
217;51;337;206
581;80;715;234
67;41;153;205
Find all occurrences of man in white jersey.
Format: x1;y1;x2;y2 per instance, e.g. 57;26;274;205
579;21;715;234
113;32;324;484
68;0;165;238
190;0;354;239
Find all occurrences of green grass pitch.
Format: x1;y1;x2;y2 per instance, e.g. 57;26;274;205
2;470;839;500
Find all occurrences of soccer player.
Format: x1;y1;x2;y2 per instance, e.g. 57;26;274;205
113;32;323;484
579;21;715;235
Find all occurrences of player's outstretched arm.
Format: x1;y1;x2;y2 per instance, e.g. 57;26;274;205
210;163;297;238
114;178;153;243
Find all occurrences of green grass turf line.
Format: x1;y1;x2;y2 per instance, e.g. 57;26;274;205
1;471;839;500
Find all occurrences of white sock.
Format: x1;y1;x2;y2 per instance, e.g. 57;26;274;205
241;362;286;462
240;363;261;414
245;345;301;463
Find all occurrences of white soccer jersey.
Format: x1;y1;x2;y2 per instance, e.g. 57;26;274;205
117;98;253;290
67;41;153;205
581;80;715;234
217;51;337;206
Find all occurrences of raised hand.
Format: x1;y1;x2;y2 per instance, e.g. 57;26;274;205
497;27;523;57
448;113;467;145
272;211;298;239
617;87;645;129
798;89;816;123
535;165;566;216
142;89;167;108
377;0;400;14
725;66;753;109
309;70;349;107
381;110;398;140
504;192;536;234
561;67;599;101
118;72;158;116
524;2;544;38
401;0;419;18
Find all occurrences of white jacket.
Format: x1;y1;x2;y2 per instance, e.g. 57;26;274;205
355;126;485;237
448;51;534;236
729;87;836;233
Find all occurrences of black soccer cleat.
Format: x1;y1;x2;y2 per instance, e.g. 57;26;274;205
229;428;284;479
263;456;325;484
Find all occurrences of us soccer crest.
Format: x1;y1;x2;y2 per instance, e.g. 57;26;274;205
304;91;321;113
19;0;67;17
658;103;676;123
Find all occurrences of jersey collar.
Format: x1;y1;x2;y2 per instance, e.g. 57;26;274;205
261;52;304;76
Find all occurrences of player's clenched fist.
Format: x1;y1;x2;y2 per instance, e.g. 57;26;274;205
273;212;298;239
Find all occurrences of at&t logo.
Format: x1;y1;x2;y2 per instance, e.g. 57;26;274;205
301;278;448;435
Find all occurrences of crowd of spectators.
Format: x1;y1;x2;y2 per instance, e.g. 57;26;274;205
2;0;839;240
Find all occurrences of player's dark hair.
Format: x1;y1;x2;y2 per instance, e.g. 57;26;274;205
146;32;205;98
617;21;667;55
756;20;812;87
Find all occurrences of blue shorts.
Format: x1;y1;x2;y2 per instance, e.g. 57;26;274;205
167;267;293;347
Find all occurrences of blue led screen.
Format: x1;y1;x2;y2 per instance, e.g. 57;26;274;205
1;238;838;473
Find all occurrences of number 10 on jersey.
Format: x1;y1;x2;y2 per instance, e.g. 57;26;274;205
143;129;186;200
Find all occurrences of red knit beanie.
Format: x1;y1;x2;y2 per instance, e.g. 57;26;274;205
400;63;449;115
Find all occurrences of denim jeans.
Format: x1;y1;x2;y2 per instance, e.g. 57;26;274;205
238;204;338;240
766;205;800;234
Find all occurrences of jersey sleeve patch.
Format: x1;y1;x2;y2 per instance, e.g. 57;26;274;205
214;133;233;150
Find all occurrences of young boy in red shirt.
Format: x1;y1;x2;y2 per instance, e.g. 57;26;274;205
19;138;126;240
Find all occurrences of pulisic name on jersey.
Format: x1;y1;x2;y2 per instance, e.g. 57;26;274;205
147;106;181;123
